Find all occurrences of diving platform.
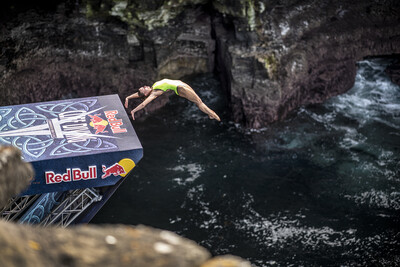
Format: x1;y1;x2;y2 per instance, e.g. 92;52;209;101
0;95;143;226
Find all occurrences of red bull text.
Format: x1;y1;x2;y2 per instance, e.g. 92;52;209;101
104;110;127;134
45;166;97;184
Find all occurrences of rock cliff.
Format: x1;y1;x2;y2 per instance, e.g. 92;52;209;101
212;0;400;127
0;0;399;127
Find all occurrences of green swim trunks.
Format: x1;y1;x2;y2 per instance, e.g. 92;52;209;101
152;79;180;95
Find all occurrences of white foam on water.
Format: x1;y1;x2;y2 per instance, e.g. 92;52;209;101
234;194;359;250
234;193;399;266
307;111;336;125
337;127;366;152
326;58;400;128
184;184;221;230
197;199;220;229
372;117;400;130
186;184;204;200
169;163;204;186
345;190;400;210
300;58;400;173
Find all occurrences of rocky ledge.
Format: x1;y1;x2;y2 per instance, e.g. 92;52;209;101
0;0;399;127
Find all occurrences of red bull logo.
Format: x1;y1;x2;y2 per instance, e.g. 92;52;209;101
88;114;108;134
104;110;127;134
102;163;126;179
45;166;97;184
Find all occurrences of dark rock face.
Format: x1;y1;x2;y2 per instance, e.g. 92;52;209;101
1;0;399;127
0;11;152;105
213;0;400;128
0;2;215;118
386;59;400;86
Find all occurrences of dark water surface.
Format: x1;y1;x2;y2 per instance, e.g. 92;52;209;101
92;58;400;266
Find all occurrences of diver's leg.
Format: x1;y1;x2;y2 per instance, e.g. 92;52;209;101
177;85;221;121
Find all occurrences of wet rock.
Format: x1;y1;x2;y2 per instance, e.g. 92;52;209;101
0;221;211;267
86;0;208;30
0;217;254;266
386;60;400;86
200;255;253;267
143;7;215;79
0;146;33;207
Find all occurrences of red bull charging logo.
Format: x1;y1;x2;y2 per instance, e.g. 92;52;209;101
88;114;108;134
101;163;126;179
88;111;127;135
102;158;135;179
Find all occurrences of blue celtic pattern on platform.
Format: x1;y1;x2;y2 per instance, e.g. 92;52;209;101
15;136;54;158
50;139;118;156
0;108;12;122
19;192;63;225
0;134;54;159
0;99;118;159
0;107;53;158
0;107;48;131
36;99;98;118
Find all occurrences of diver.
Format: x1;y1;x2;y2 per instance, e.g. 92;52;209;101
125;79;221;121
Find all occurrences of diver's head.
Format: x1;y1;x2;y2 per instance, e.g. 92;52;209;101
138;86;152;97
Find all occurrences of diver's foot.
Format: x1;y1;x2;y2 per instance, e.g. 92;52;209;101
209;114;221;121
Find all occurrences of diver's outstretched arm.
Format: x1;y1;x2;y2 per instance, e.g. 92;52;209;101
125;92;141;108
130;90;164;120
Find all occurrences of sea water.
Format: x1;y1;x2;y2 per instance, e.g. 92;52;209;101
93;58;400;266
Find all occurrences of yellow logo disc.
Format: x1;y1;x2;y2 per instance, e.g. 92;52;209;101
118;158;136;177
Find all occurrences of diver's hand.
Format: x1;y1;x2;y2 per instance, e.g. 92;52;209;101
124;97;129;108
131;110;135;120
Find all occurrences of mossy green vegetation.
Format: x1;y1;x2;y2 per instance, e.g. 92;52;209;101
245;0;256;31
83;0;208;30
213;0;262;32
263;54;279;79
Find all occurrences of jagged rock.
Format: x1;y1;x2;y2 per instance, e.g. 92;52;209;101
86;0;208;30
0;7;157;112
0;218;253;267
201;255;253;267
142;6;215;79
0;2;215;119
0;222;211;267
0;146;34;207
